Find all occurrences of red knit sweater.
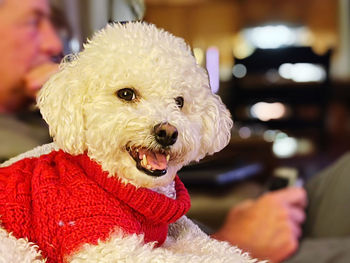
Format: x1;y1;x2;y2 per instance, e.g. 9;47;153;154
0;150;191;263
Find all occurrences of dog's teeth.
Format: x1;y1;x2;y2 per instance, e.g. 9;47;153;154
146;165;152;170
142;154;148;166
166;155;170;162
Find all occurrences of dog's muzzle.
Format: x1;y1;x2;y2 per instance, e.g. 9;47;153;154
127;146;171;177
126;122;177;177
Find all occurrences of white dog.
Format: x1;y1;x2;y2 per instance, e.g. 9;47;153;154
0;22;260;262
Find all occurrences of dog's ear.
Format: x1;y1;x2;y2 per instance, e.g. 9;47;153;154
197;91;233;159
37;62;86;154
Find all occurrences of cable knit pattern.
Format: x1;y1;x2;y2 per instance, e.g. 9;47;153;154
0;150;191;263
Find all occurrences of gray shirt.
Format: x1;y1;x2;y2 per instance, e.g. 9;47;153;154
0;112;51;162
286;153;350;262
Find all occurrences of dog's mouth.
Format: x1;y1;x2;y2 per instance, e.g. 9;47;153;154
127;146;170;177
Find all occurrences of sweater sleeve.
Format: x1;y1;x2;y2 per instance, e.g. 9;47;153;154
0;158;34;239
285;153;350;262
285;237;350;263
303;152;350;238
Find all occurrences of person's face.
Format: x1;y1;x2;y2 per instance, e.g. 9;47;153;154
0;0;62;112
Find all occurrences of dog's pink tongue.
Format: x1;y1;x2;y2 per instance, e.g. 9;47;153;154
139;149;167;170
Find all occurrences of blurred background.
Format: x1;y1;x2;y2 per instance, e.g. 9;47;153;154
45;0;350;229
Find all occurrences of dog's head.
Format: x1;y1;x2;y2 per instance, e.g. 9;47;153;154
38;22;232;188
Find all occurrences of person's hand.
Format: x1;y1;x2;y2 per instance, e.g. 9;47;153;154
212;187;307;263
24;62;59;99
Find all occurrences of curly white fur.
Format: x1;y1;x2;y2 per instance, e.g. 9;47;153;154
0;227;45;263
37;22;232;188
70;217;260;263
0;23;261;262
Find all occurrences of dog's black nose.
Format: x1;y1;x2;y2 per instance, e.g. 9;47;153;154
154;122;178;147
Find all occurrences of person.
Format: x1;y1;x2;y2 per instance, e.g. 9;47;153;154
214;152;350;263
286;152;350;263
213;186;307;262
0;1;314;262
0;0;62;161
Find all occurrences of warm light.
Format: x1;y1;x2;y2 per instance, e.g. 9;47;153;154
193;47;204;66
219;64;233;81
278;63;293;79
263;130;277;142
232;64;247;78
69;38;81;53
238;126;251;139
232;33;255;59
279;63;326;82
275;131;288;140
245;25;295;49
250;102;286;121
206;46;220;93
273;136;298;158
243;25;311;49
296;138;314;155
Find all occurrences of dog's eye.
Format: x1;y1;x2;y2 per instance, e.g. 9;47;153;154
117;88;136;101
175;96;184;109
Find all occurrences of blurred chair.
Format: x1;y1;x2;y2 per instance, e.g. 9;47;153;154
230;46;332;148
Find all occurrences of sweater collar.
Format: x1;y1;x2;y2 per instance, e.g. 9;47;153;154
70;151;191;225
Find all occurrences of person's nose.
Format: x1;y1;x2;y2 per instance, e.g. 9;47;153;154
40;19;63;57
